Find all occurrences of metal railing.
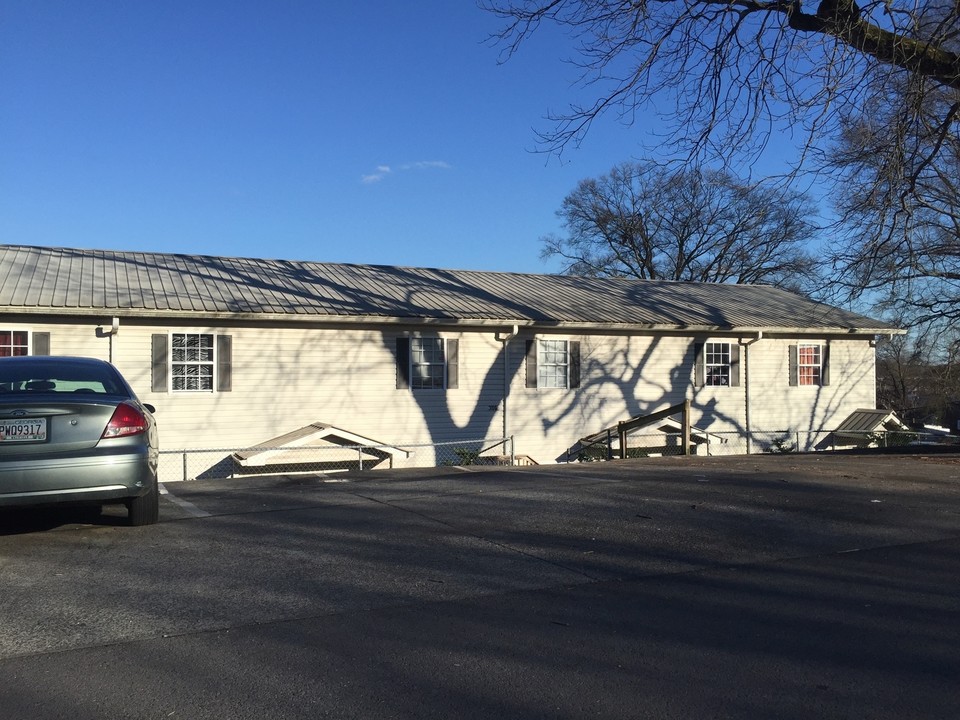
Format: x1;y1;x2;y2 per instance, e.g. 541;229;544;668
158;436;515;483
158;429;959;481
573;429;959;461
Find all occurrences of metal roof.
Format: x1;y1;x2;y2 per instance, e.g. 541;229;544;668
232;422;409;464
834;409;908;434
0;244;896;332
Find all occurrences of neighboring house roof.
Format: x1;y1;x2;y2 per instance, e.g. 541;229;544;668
0;244;897;333
834;409;909;438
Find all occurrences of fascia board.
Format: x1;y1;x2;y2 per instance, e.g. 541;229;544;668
0;306;903;336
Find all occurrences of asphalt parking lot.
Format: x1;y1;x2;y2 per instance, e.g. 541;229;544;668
1;453;959;719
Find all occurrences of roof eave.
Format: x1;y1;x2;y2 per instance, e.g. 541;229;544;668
1;305;902;335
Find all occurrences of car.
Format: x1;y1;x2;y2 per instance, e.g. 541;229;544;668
0;355;159;526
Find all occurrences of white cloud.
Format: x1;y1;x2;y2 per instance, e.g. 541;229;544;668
401;160;452;171
361;160;450;184
361;165;392;184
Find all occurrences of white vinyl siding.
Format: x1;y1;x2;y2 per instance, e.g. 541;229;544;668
13;320;877;468
753;339;869;432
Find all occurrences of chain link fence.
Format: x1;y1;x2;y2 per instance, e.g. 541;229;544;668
573;429;960;461
159;429;960;481
158;437;516;483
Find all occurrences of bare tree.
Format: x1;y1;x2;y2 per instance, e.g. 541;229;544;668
827;66;960;329
483;0;960;162
876;331;960;424
485;0;960;328
543;162;820;290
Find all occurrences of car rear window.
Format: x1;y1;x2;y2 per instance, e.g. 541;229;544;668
0;362;125;395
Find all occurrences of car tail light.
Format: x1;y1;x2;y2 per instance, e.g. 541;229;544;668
102;402;148;438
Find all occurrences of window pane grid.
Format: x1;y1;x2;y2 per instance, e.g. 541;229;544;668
539;340;568;389
411;338;445;390
798;344;821;386
705;342;731;386
0;331;29;357
172;333;214;391
798;346;820;365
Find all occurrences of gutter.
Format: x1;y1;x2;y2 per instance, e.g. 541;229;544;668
495;325;519;441
739;331;763;455
95;316;120;363
0;306;903;336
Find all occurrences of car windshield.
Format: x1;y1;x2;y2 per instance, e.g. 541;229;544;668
0;361;126;395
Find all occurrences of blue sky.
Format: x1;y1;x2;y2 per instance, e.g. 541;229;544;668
1;1;678;274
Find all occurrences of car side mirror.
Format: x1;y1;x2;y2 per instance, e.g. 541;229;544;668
143;403;156;414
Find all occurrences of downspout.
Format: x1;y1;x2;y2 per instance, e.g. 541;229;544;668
740;331;763;454
495;325;519;444
97;317;120;363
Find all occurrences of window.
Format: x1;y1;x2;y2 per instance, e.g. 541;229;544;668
704;342;731;386
694;341;739;387
411;338;446;389
396;337;459;390
539;340;569;389
0;331;28;357
797;344;821;386
525;339;581;389
151;333;231;393
789;343;829;387
172;333;214;391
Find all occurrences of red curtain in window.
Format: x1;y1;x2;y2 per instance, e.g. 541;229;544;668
0;331;28;356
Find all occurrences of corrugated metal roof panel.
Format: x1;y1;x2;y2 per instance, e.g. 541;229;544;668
0;244;897;331
834;409;907;433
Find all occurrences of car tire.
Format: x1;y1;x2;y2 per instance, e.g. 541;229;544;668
127;484;159;526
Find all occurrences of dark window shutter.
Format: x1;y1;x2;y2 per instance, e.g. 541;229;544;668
789;345;799;387
821;344;830;386
730;344;741;387
569;341;581;389
525;340;537;388
217;335;233;392
694;342;705;387
152;334;168;392
446;339;459;389
396;337;410;389
32;332;50;356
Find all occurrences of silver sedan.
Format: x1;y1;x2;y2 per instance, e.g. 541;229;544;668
0;356;159;525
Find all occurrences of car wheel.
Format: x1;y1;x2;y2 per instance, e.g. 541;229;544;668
127;484;159;526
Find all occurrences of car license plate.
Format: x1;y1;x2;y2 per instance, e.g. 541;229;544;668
0;418;47;442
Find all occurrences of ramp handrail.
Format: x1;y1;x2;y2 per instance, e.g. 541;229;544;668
575;400;692;460
617;400;691;458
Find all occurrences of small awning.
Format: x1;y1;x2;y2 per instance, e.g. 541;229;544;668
232;422;410;470
833;409;908;441
578;416;726;449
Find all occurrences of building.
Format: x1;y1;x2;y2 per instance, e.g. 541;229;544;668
0;244;899;471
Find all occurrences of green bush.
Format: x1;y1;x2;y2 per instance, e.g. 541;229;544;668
453;448;481;465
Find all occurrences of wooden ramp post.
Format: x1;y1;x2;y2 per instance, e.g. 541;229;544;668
618;401;691;459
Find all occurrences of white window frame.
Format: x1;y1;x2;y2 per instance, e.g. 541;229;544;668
704;341;732;387
0;329;30;357
410;337;446;390
538;339;569;389
797;344;822;386
171;332;215;392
